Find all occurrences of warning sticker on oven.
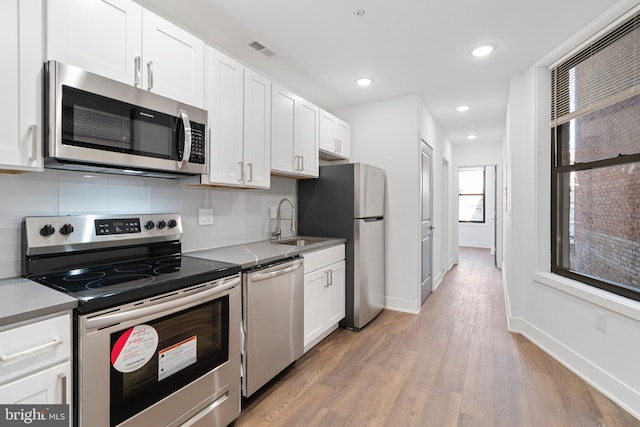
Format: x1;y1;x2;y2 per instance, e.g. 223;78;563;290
111;324;158;373
158;335;197;381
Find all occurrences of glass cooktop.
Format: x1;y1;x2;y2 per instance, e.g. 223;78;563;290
31;255;240;313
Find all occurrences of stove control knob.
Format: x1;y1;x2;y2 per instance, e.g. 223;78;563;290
167;219;178;229
144;220;155;230
157;220;167;229
60;223;75;236
39;224;55;237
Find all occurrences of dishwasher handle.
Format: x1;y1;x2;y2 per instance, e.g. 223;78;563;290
250;260;303;282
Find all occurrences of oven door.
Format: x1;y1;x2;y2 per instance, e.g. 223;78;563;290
77;275;241;427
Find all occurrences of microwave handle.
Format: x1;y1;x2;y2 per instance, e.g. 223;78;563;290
178;109;192;169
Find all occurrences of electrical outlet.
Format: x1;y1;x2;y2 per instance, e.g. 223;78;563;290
198;208;214;226
270;206;277;219
595;309;607;333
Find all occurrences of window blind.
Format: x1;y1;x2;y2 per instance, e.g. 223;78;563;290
551;13;640;125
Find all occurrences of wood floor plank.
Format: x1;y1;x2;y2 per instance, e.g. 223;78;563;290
236;247;640;427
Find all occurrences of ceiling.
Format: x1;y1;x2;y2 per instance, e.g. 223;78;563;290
136;0;620;145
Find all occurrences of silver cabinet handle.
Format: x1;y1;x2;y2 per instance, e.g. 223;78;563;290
238;161;244;182
178;109;192;169
86;277;240;330
334;138;339;153
329;269;333;286
247;163;253;182
28;124;37;162
324;271;330;287
250;260;303;282
147;61;154;90
134;56;141;87
1;338;63;363
58;373;67;405
294;155;299;172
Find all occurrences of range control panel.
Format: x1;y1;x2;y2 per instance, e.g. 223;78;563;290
24;214;183;256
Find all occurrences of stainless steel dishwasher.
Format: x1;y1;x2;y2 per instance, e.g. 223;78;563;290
242;257;304;397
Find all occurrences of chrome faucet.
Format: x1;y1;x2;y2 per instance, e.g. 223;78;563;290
272;198;296;240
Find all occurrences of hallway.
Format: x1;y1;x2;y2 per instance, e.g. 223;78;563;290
236;247;640;426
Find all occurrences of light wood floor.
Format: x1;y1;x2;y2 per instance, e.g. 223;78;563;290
236;247;640;427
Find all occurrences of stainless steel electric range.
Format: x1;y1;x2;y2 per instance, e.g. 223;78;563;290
23;214;242;427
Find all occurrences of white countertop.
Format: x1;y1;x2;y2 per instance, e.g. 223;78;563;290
0;277;77;328
187;237;346;269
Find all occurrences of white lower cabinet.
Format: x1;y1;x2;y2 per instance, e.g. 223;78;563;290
0;361;71;405
0;312;73;425
303;245;345;352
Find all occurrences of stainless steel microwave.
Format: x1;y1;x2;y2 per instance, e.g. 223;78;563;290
44;61;207;178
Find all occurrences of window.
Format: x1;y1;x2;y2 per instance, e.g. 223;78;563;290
551;12;640;301
458;167;485;223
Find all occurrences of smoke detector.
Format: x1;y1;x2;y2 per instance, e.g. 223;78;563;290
248;39;276;57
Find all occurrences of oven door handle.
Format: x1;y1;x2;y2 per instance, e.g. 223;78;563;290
85;276;240;330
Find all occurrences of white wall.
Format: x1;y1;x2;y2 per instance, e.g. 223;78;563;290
504;63;640;421
335;94;453;313
0;170;295;279
453;141;503;265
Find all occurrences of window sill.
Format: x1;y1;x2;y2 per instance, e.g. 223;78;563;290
533;272;640;322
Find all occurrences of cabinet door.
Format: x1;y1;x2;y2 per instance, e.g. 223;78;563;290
336;120;351;159
296;98;319;177
0;361;71;407
205;47;244;186
326;260;346;325
304;269;328;348
319;110;337;153
243;68;271;189
271;85;297;175
142;9;204;108
46;0;142;86
0;0;43;172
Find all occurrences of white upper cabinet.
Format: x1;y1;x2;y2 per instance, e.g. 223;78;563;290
141;9;204;108
297;98;320;177
271;85;297;175
243;68;271;189
271;85;319;178
319;109;351;160
46;0;204;108
203;47;271;189
205;48;245;186
0;0;44;172
46;0;142;86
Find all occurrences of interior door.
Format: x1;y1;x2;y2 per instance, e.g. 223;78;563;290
421;140;433;305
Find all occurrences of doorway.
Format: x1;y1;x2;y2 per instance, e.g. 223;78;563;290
420;139;433;305
457;165;497;264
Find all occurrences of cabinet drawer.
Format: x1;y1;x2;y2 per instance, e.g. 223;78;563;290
303;249;326;274
326;244;345;265
0;313;72;385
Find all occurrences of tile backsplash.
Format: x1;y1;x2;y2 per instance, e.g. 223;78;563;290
0;170;296;279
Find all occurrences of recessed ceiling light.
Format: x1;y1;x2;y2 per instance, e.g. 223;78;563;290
467;134;477;140
456;105;470;113
355;77;373;87
353;8;365;18
471;44;496;57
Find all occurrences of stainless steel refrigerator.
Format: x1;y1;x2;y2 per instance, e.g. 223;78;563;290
298;163;386;330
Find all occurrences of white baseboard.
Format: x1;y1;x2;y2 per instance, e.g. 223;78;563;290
384;296;419;314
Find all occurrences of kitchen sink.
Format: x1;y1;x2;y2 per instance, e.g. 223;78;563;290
272;237;327;246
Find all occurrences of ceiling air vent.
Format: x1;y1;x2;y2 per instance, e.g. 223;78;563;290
248;39;276;57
